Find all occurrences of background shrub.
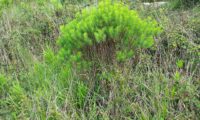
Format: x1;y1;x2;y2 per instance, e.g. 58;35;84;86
170;0;200;9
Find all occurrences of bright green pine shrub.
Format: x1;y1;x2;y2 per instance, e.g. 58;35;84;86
57;0;160;66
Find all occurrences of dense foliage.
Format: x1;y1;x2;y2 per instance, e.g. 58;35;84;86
58;0;160;65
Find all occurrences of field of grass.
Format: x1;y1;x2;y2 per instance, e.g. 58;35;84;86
0;0;199;119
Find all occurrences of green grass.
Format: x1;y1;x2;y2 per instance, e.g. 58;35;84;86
0;0;199;119
169;0;200;9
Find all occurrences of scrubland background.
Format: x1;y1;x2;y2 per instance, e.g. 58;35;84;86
0;0;199;119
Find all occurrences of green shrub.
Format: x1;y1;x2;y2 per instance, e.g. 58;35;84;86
56;0;160;110
58;0;160;66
